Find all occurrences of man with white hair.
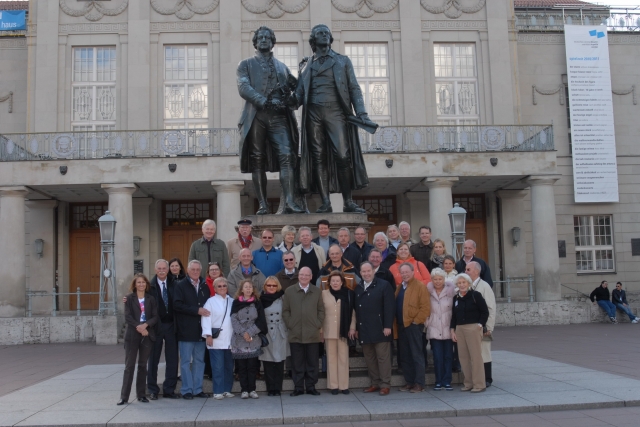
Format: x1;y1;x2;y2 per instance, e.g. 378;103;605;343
455;240;493;287
398;221;414;247
291;226;325;285
227;218;262;270
188;219;230;278
227;248;266;297
465;261;496;388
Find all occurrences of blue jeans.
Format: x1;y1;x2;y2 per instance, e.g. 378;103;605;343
209;349;234;395
179;341;205;395
597;300;617;318
615;303;637;321
430;339;453;386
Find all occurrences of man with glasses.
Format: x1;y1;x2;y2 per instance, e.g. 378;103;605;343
275;251;299;291
252;229;284;278
611;282;639;323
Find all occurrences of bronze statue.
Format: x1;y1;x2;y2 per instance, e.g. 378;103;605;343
290;24;377;214
237;26;305;214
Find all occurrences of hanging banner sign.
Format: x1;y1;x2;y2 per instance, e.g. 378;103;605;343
0;10;26;31
564;25;619;203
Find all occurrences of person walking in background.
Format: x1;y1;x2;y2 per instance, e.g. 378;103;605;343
231;279;267;399
282;267;325;396
118;274;159;405
322;271;356;395
591;281;618;324
451;273;489;393
189;219;230;278
357;262;395;396
259;277;289;396
426;269;455;391
202;277;235;400
612;282;639;323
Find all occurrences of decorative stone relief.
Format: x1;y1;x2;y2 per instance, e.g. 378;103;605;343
422;20;486;29
241;0;309;19
151;0;219;20
420;0;485;19
242;20;309;30
532;85;564;106
333;20;399;29
150;21;218;31
59;0;129;22
0;91;13;113
331;0;398;19
612;85;637;105
59;23;128;34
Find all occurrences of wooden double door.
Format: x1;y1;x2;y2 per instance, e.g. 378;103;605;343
69;229;101;310
162;228;203;266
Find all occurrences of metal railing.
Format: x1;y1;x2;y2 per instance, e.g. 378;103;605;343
0;124;554;161
516;8;640;32
25;287;100;317
494;274;535;303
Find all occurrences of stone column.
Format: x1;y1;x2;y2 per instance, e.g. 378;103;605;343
102;184;137;304
424;177;458;254
526;175;562;302
212;181;245;243
0;186;29;317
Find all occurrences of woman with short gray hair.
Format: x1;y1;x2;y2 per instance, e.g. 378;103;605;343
277;225;297;252
373;232;396;271
426;268;455;390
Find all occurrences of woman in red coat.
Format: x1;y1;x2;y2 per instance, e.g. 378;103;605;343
389;243;431;286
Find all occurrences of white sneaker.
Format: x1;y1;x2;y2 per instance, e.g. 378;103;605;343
222;392;235;398
249;391;259;399
241;391;249;399
213;394;224;400
632;318;639;324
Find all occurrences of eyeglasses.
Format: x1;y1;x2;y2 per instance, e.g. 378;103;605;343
265;284;277;288
215;285;227;288
283;258;295;262
263;236;273;239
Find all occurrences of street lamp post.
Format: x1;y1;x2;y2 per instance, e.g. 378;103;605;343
449;203;467;261
98;210;117;316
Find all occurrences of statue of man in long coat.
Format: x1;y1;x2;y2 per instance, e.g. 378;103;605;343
237;26;305;214
290;24;376;214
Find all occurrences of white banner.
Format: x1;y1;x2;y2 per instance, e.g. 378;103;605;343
564;25;619;203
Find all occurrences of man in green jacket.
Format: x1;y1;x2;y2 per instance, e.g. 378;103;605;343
282;266;325;396
188;219;230;278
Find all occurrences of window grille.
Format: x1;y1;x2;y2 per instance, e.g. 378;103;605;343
574;215;615;272
72;47;116;131
434;44;479;126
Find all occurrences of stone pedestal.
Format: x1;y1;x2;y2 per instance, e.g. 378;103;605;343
245;213;373;245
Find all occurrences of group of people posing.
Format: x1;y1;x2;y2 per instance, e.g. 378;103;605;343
117;217;497;404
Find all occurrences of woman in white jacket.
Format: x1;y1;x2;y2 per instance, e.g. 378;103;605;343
201;277;235;400
425;268;456;391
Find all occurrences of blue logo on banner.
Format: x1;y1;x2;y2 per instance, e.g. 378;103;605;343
588;29;605;38
0;11;26;31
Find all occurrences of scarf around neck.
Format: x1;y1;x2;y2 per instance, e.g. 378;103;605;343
329;286;354;339
260;290;284;309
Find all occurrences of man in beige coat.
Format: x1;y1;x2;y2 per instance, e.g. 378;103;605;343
226;218;262;270
282;266;325;396
466;261;496;388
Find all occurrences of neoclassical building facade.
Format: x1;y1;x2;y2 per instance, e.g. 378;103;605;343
0;0;638;316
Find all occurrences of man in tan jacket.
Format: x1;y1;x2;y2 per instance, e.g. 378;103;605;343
226;218;262;270
394;263;430;393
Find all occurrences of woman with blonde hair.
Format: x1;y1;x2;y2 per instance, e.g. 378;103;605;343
259;276;289;396
322;271;356;394
429;239;449;271
231;279;267;399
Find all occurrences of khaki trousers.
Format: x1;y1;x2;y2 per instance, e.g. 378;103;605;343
456;324;486;390
361;341;391;389
325;337;350;390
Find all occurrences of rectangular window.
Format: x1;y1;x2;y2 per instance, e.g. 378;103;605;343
164;45;208;129
72;47;117;131
574;215;615;272
344;43;391;126
274;44;299;78
434;44;479;126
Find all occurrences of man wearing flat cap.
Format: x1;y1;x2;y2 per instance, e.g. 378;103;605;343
227;218;262;270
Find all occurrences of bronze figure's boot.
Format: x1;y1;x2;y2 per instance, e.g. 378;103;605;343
252;169;270;215
338;168;365;213
280;167;305;214
315;165;333;213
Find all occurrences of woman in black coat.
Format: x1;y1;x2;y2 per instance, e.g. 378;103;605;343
118;273;159;405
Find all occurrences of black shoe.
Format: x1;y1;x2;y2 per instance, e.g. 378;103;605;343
149;393;158;400
183;393;193;400
116;399;128;406
486;381;492;388
194;392;209;398
306;388;321;396
274;390;281;396
138;397;149;403
343;200;365;214
315;201;333;213
267;391;274;396
285;370;292;378
341;389;350;395
331;389;339;395
290;389;304;397
163;393;181;399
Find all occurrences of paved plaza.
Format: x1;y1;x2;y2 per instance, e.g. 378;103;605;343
0;323;639;426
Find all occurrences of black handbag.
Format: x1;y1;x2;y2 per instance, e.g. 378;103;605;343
210;298;229;339
259;333;269;347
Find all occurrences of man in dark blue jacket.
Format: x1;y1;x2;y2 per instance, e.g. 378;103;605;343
146;259;180;400
455;240;493;288
612;282;639;323
173;260;211;399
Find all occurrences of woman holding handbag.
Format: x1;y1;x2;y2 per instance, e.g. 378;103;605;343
201;277;235;400
231;279;268;399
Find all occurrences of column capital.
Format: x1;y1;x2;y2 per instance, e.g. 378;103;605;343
525;175;561;187
0;186;29;198
423;176;459;189
211;181;245;193
496;189;528;200
101;183;138;195
26;200;59;209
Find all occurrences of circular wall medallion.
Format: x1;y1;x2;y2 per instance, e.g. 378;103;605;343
161;131;186;155
51;134;77;158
